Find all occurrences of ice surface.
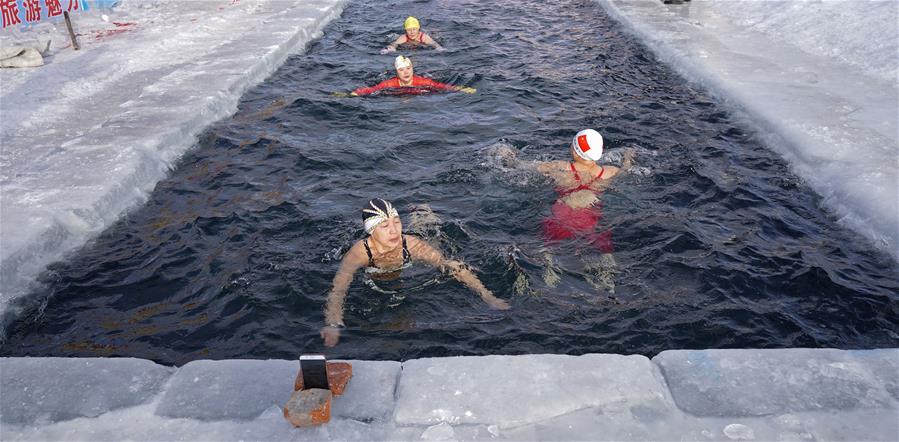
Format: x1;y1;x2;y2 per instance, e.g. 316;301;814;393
598;0;899;260
155;358;298;420
0;0;347;331
154;359;400;422
709;0;897;85
3;400;402;442
0;357;173;425
331;360;401;422
653;348;899;417
2;352;898;441
393;353;672;429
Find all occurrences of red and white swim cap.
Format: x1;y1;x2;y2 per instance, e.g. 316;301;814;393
571;129;603;161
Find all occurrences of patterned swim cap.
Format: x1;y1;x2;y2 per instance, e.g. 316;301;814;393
362;198;399;234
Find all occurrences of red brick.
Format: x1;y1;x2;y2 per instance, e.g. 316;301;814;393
283;388;331;427
294;361;353;396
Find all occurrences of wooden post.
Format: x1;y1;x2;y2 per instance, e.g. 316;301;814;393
64;11;80;51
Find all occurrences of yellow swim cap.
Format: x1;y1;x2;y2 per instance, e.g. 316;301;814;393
404;16;420;30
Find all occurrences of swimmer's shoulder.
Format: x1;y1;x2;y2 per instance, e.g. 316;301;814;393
403;235;442;261
342;240;369;265
600;164;621;179
403;234;428;251
536;160;569;174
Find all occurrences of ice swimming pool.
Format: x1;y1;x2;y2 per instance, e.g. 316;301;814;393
2;0;897;365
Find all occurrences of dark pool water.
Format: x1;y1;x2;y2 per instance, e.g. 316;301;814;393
3;0;898;365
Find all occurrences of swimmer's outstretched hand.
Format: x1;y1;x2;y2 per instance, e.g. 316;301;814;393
483;295;511;310
331;92;358;98
380;47;396;55
321;325;341;347
457;86;476;94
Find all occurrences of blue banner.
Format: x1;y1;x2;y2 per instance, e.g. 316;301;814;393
2;0;120;29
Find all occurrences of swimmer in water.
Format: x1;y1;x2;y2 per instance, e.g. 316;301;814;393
497;129;634;293
535;129;633;251
321;198;510;347
381;16;444;54
345;55;475;96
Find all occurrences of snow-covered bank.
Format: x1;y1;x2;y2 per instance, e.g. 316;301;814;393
0;0;347;327
2;349;897;441
597;0;898;260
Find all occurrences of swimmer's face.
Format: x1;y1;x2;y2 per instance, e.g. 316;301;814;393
405;26;420;39
370;216;403;247
396;64;414;82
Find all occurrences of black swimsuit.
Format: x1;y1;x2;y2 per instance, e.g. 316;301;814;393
363;235;412;280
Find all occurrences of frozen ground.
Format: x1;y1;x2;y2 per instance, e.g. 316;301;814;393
2;349;897;441
0;0;347;329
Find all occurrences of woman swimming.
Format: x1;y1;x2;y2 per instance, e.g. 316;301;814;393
535;129;633;252
494;129;634;293
381;16;444;54
321;198;510;347
346;55;474;96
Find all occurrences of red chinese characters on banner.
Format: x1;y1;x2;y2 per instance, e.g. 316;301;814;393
24;0;41;22
67;0;79;12
1;0;22;28
47;0;63;17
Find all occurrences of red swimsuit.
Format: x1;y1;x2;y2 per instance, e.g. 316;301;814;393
403;32;427;45
352;75;456;96
541;162;614;253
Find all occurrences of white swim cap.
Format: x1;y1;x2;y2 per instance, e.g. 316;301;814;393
571;129;603;161
394;55;412;69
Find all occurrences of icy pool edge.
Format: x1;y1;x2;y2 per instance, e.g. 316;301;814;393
595;0;899;261
0;0;349;332
1;349;896;441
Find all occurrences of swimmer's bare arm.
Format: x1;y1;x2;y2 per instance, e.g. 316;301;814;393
445;261;511;310
494;144;565;175
597;148;636;180
422;33;443;50
406;236;510;310
321;242;367;346
384;35;406;52
536;160;570;177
